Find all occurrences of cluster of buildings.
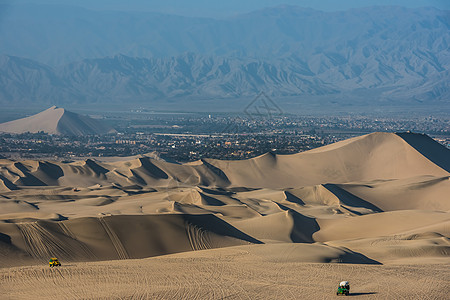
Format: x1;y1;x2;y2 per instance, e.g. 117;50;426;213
0;114;448;161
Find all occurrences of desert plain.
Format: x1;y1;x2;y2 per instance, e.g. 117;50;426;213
0;132;449;299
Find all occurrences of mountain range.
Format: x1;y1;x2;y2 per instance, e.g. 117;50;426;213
0;5;449;106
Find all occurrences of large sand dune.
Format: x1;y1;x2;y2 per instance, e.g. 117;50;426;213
0;132;449;298
0;106;116;135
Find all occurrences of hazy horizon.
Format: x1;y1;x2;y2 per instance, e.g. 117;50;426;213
4;0;450;17
0;0;448;114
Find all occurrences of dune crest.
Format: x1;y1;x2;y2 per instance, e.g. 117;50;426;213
0;132;449;266
0;106;116;135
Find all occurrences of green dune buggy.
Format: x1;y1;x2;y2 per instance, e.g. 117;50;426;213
337;281;350;296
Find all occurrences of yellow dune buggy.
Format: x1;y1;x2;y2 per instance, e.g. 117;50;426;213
49;257;61;267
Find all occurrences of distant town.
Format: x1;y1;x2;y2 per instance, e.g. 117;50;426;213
1;113;449;162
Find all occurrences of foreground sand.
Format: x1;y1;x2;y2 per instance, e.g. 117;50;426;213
1;245;449;299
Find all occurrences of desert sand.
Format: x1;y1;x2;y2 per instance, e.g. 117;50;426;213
0;132;449;299
1;247;449;299
0;106;116;135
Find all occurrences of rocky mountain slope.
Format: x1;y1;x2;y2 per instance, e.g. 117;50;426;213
0;5;448;105
1;52;448;105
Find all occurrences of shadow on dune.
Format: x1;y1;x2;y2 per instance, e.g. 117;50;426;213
184;214;263;244
0;232;11;244
198;187;233;196
0;214;263;263
200;159;230;183
323;184;383;214
290;211;320;243
349;292;378;296
138;158;169;179
11;162;48;186
396;132;450;173
198;193;227;206
276;203;320;243
0;175;17;190
284;191;306;205
129;169;147;185
227;187;259;192
336;250;381;265
14;174;47;186
36;162;64;180
84;159;109;175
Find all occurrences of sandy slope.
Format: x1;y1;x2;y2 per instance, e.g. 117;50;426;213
0;247;448;299
0;132;449;298
0;106;115;135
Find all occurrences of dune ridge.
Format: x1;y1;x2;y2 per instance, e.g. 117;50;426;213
0;132;447;189
0;131;449;268
0;106;116;135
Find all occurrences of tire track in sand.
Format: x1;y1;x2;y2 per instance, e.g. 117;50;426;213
185;222;212;251
98;216;129;260
58;222;97;260
16;222;76;260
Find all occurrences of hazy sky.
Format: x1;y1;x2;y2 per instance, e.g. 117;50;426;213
6;0;450;17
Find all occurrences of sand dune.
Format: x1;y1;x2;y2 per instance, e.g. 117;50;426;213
336;175;450;211
0;106;116;135
0;131;449;282
0;132;447;190
208;132;449;188
313;210;450;242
